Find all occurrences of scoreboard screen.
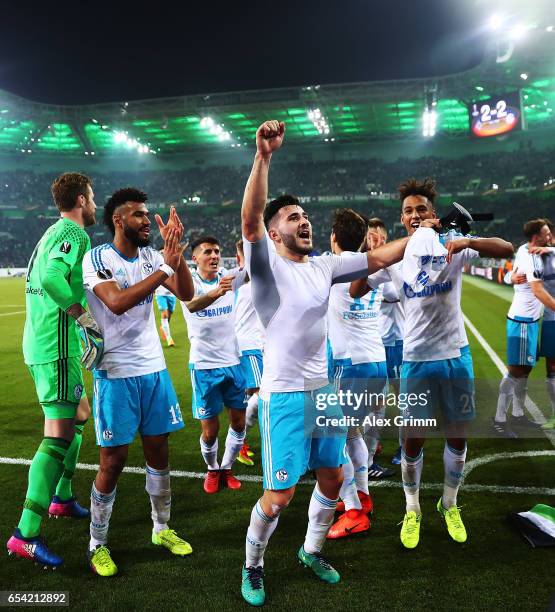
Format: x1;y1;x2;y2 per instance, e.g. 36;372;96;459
468;92;521;138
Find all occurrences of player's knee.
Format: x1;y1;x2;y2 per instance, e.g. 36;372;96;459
266;492;292;517
99;454;126;481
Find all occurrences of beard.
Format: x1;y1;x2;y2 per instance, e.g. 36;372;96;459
281;231;313;256
83;210;96;227
124;224;150;247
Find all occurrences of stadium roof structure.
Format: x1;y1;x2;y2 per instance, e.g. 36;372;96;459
0;32;554;156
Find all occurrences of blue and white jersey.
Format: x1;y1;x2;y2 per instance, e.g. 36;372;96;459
235;282;265;352
244;231;369;394
82;243;166;378
181;267;247;369
327;281;386;364
379;267;405;347
370;232;478;362
543;248;555;322
508;244;544;321
155;284;173;298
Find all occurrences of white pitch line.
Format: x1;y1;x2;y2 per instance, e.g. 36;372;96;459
462;312;547;429
0;310;25;317
1;455;555;496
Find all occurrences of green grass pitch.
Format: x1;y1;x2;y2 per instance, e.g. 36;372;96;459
0;276;554;611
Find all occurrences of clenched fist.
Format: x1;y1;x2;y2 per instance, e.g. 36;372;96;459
256;121;285;158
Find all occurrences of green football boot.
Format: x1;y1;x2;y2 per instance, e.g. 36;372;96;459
437;499;467;543
400;511;421;549
152;528;193;556
241;564;265;607
297;546;340;584
88;545;118;577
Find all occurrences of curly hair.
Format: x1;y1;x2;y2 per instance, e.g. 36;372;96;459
398;177;437;206
103;187;147;236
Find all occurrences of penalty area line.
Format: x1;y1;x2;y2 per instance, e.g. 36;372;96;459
0;455;554;497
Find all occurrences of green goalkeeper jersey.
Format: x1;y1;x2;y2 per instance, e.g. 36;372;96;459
23;218;91;365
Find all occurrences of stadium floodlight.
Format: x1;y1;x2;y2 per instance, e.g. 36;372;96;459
422;109;437;138
200;117;214;129
520;73;528;80
488;13;505;31
307;108;331;137
547;25;554;32
509;24;528;40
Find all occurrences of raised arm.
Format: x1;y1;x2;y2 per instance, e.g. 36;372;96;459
366;237;410;274
184;276;234;313
241;121;285;242
445;236;514;263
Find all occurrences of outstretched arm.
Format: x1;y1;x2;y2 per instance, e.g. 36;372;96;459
241;121;285;242
445;237;514;263
366;237;410;274
530;281;555;312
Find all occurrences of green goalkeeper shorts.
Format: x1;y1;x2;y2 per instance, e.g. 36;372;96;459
28;358;86;419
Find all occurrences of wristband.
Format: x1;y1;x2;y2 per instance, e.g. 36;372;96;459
159;263;175;278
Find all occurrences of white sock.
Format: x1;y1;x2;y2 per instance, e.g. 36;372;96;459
495;374;514;423
442;443;467;509
347;434;369;494
401;449;423;514
245;500;280;568
89;483;116;550
547;375;555;416
161;318;171;340
365;436;379;467
304;484;338;554
220;427;246;470
512;376;528;418
339;457;361;511
246;393;259;428
145;464;171;533
200;436;219;470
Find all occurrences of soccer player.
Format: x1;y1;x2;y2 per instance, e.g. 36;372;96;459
239;120;412;606
352;178;513;549
235;239;264;466
7;172;101;568
368;218;405;466
181;236;248;494
82;189;194;577
155;255;177;347
326;208;383;539
494;219;555;435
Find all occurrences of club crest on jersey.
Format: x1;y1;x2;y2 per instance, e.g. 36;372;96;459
97;269;113;280
103;429;113;441
142;262;154;275
275;469;288;482
60;241;72;254
74;384;83;400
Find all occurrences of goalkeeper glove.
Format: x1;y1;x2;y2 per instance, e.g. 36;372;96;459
75;311;104;370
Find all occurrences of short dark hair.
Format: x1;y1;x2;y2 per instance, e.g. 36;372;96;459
236;239;244;256
331;209;367;252
523;218;550;240
51;172;92;212
398;177;437;206
191;235;220;252
263;194;301;228
367;217;387;233
104;187;147;236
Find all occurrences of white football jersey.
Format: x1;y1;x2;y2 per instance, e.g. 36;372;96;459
370;232;478;362
379;279;405;347
508;244;544;321
327;281;386;364
244;231;369;394
181;267;247;369
234;282;265;352
543;249;555;322
83;244;167;378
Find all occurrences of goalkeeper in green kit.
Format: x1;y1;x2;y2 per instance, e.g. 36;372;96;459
7;172;103;569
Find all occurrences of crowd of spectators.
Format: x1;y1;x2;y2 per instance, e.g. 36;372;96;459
0;148;553;267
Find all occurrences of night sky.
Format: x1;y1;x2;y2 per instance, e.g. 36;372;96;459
0;0;487;105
